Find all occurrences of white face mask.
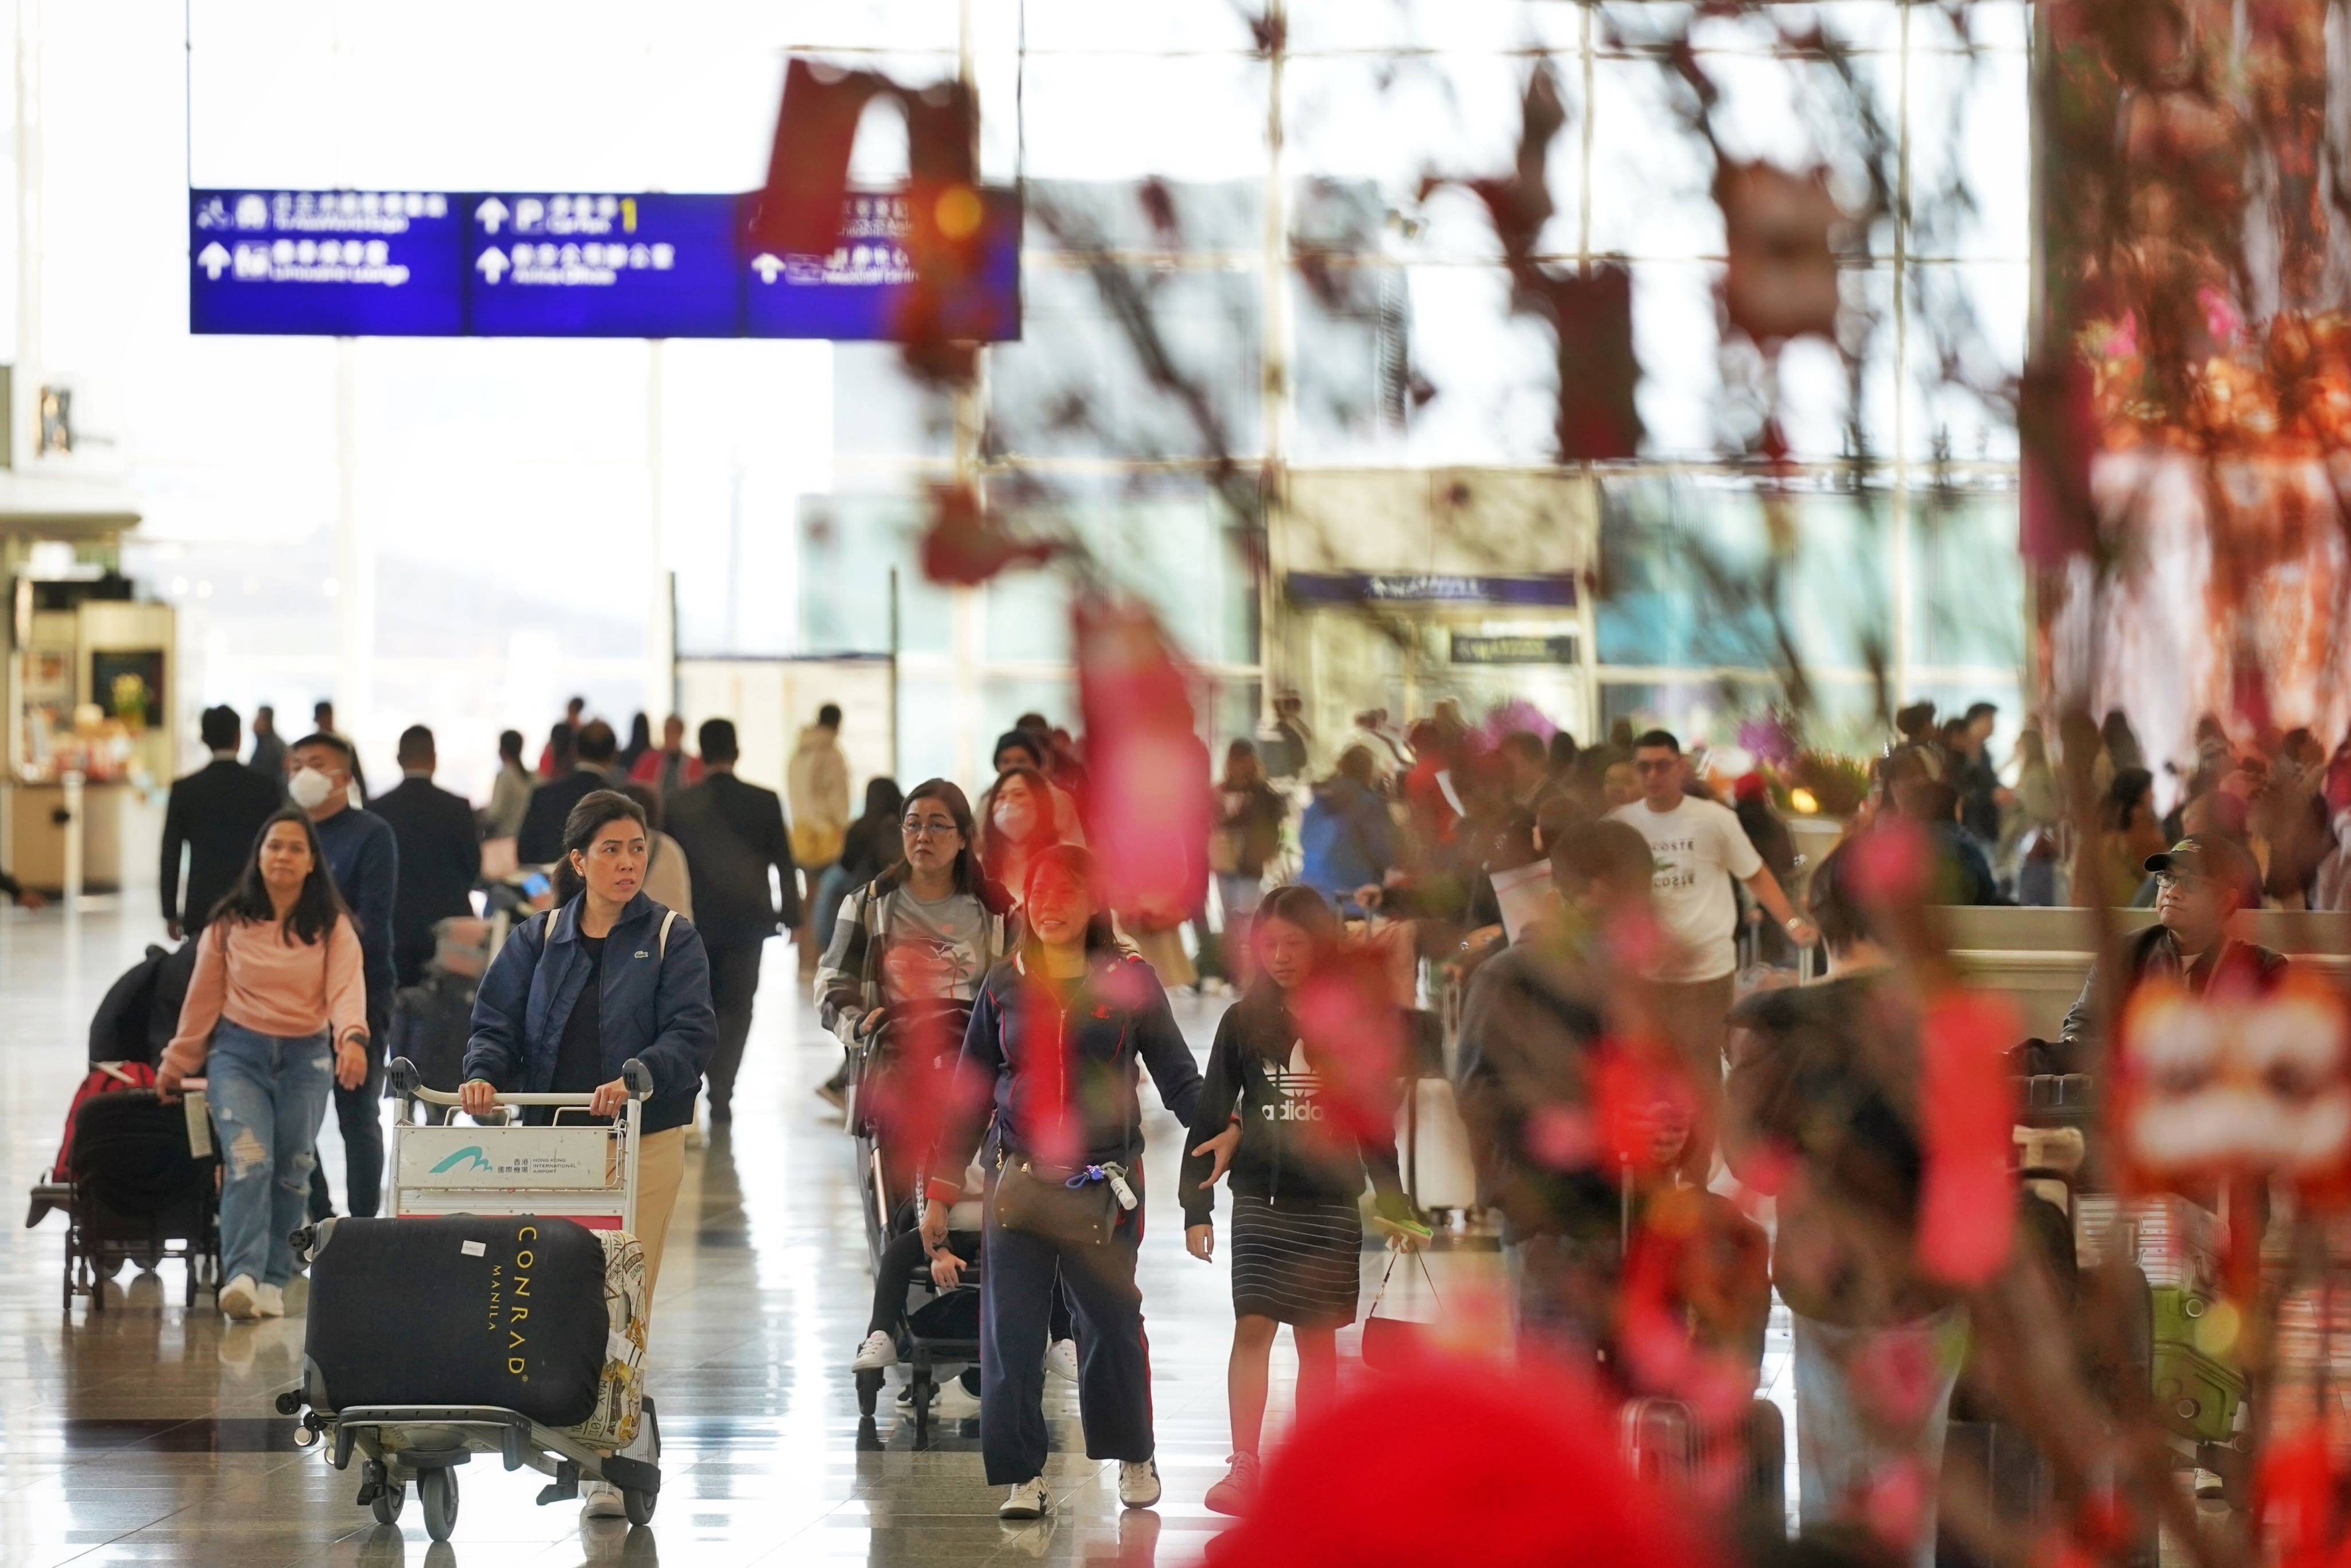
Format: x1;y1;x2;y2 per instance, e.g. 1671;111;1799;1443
993;798;1039;842
287;767;338;811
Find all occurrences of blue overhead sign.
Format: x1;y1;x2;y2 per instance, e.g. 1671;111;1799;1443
743;188;1022;341
464;192;741;338
1287;572;1580;607
188;186;1022;342
189;189;464;336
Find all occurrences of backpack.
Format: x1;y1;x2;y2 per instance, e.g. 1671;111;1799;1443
49;1062;159;1182
87;946;169;1066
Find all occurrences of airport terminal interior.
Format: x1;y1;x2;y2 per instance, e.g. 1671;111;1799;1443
10;1;2351;1566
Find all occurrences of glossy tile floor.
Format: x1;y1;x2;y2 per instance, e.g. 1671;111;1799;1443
3;905;1590;1568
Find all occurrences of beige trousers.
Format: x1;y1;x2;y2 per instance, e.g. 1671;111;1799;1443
633;1125;688;1314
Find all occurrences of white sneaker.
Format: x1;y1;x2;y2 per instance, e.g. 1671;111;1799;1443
254;1283;286;1319
937;1375;982;1416
1118;1458;1161;1509
219;1274;261;1321
581;1480;628;1520
998;1477;1050;1520
851;1330;898;1372
1045;1338;1079;1383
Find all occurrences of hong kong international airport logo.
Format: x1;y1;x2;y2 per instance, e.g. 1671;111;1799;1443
431;1145;495;1175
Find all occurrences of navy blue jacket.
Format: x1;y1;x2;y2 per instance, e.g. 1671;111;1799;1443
313;804;398;1033
927;947;1204;1206
462;892;716;1135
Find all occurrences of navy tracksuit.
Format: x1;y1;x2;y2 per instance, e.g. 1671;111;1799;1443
930;949;1204;1486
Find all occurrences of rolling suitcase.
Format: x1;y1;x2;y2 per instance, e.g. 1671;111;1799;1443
302;1214;616;1430
1397;1076;1479;1213
388;970;476;1100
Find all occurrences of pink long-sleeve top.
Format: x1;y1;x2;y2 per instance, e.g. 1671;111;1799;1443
161;913;367;1078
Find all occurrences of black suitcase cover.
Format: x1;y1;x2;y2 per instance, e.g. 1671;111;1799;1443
304;1215;610;1427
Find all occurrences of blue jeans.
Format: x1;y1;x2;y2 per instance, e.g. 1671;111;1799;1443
209;1021;336;1288
811;865;851;957
1792;1306;1966;1568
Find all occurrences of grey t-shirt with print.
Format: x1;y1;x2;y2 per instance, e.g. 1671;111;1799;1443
880;889;991;1009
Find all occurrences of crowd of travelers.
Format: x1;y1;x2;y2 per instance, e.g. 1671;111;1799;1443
149;696;815;1518
130;686;2295;1554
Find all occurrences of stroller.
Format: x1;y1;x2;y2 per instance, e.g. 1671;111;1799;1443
27;940;218;1312
54;1087;220;1312
846;1000;983;1427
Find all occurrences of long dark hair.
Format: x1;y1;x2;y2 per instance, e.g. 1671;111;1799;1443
978;764;1058;873
858;776;905;826
1238;884;1341;1048
898;778;986;897
207;807;351;947
549;789;650;905
1252;884;1341;968
1019;844;1121;965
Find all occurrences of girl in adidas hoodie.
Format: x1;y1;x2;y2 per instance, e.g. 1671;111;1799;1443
1180;884;1416;1515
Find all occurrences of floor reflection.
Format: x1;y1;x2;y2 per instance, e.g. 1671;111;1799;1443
3;915;1272;1566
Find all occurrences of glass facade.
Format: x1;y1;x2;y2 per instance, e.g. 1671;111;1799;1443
18;0;2027;795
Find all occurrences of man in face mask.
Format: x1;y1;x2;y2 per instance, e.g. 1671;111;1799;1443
286;733;401;1219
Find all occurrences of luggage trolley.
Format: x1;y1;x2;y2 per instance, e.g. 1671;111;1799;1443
276;1056;664;1541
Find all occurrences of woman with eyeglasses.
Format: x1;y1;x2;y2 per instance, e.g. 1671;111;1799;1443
819;779;1030;1393
815;778;1018;1077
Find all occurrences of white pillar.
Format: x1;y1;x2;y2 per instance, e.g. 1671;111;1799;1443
645;340;674;719
13;0;42;470
332;339;373;740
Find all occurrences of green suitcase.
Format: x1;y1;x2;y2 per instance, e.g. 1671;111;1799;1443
2149;1286;2245;1445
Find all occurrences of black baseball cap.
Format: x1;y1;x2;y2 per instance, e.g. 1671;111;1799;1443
2145;835;2258;892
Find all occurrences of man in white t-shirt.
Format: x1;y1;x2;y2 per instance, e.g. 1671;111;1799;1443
1608;728;1816;1177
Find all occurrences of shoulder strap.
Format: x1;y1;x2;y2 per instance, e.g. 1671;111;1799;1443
659;908;677;959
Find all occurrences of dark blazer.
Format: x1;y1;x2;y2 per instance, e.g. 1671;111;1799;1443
515;769;610;866
462;891;716;1135
372;775;483;985
665;771;801;947
160;757;284;931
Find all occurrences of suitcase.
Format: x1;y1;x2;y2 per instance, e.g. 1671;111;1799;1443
46;1062;158;1183
2149;1286;2245;1445
388;971;476;1096
303;1214;619;1430
1397;1076;1479;1212
1620;1395;1695;1482
1939;1419;2054;1567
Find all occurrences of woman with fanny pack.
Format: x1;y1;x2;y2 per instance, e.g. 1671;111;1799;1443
921;845;1204;1522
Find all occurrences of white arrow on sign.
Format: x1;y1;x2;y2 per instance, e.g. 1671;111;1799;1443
476;196;509;236
198;242;231;280
752;253;784;284
476;249;509;284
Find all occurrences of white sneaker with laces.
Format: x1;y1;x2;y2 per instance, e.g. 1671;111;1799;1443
1118;1459;1161;1509
999;1477;1050;1520
581;1480;628;1519
254;1283;286;1319
936;1375;982;1416
219;1274;261;1321
1045;1338;1079;1383
851;1330;898;1372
